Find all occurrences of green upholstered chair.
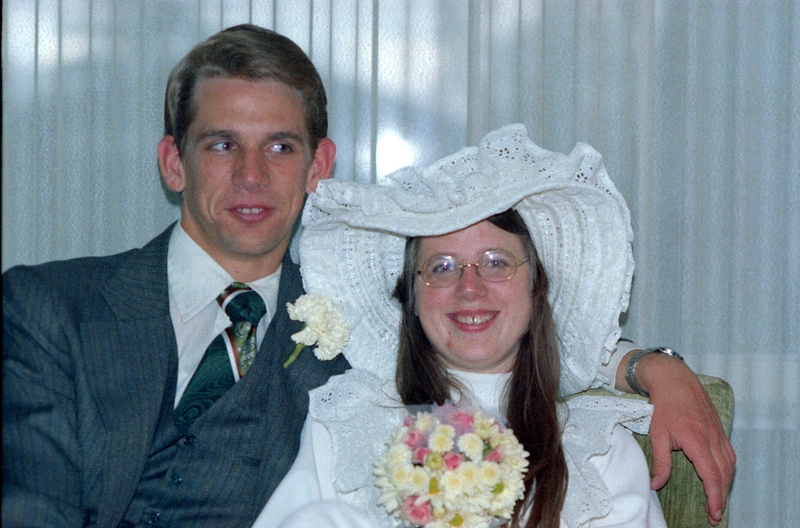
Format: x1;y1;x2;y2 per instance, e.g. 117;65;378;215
577;374;734;528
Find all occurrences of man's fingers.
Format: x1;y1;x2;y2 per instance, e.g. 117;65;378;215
681;440;726;524
633;353;737;524
648;432;673;490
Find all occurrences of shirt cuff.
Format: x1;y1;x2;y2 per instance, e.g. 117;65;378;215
595;340;640;394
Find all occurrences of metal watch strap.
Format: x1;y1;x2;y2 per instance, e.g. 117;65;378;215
625;347;684;397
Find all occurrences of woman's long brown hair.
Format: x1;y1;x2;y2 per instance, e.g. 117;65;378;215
394;209;568;528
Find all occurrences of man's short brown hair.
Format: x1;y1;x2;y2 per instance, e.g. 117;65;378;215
164;24;328;153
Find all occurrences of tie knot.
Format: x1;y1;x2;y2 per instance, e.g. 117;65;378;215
218;283;266;326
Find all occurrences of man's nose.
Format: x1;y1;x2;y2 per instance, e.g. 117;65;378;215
234;149;268;189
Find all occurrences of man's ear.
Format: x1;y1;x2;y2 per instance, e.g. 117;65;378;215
158;135;186;193
305;137;337;193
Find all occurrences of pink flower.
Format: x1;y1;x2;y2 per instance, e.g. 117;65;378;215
434;403;459;417
402;496;433;525
484;445;504;462
444;451;464;470
448;410;475;435
413;447;431;465
404;415;417;427
404;429;426;449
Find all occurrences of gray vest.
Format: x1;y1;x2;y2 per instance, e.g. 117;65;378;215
123;336;348;527
120;263;350;527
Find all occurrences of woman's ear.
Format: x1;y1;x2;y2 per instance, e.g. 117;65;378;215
158;135;186;193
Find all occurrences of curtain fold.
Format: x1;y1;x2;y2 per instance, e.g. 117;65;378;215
2;1;798;525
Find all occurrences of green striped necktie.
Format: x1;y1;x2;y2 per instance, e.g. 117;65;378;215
174;282;266;426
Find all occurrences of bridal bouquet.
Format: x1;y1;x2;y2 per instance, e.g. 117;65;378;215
374;404;528;528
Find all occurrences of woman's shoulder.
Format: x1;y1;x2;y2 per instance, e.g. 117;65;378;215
306;368;405;481
308;368;402;420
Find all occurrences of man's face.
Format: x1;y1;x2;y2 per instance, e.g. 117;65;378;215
159;77;335;280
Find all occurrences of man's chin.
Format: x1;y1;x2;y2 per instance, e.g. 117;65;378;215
225;236;290;262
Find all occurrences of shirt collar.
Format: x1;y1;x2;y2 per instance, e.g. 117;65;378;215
168;223;281;323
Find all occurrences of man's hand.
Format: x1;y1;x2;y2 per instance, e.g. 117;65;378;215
617;351;736;525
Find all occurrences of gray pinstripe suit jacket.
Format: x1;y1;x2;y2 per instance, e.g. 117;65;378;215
2;225;350;527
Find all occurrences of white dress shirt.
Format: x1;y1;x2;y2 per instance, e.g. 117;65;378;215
167;223;281;405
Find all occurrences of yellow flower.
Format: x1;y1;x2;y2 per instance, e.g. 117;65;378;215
474;416;499;440
426;452;444;470
385;444;412;467
440;470;463;494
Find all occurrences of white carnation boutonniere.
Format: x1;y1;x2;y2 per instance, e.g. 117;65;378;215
283;293;350;368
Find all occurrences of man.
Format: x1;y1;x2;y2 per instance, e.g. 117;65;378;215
3;25;348;527
3;24;732;527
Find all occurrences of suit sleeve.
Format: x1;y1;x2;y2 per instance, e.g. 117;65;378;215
3;266;87;527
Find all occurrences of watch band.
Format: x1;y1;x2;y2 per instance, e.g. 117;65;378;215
625;347;684;397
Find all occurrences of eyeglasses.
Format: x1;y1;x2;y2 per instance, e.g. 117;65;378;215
416;250;530;288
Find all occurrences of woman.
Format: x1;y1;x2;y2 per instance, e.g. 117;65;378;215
254;125;665;527
395;211;569;527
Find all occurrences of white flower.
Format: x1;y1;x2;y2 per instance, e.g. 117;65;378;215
428;424;456;453
385;444;413;467
283;294;349;367
415;413;437;433
409;466;431;493
391;464;414;489
474;415;499;440
478;462;501;487
457;433;484;461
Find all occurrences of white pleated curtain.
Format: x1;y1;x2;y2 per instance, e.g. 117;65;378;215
2;1;798;525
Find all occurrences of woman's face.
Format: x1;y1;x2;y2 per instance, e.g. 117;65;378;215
415;220;533;373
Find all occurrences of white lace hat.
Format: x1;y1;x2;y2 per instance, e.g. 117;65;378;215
299;124;634;395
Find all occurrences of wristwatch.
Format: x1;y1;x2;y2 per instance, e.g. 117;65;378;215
625;347;684;397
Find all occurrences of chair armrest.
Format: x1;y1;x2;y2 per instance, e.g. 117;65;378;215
571;374;734;528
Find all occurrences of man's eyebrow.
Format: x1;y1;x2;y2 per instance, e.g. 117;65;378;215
192;129;306;144
194;129;234;142
268;131;305;143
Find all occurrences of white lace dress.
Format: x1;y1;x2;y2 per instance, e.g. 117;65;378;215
253;369;666;528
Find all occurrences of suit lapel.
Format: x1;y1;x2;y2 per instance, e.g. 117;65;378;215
260;252;306;368
82;226;177;525
233;254;351;506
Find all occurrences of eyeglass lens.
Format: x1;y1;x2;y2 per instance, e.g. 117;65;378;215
419;250;523;287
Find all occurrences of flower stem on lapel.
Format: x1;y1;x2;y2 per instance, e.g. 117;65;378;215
283;342;306;368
